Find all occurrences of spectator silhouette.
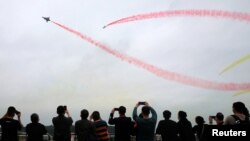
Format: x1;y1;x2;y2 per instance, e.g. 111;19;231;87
133;102;157;141
208;112;224;125
156;110;178;141
192;116;207;141
108;106;134;141
132;112;143;138
0;106;23;141
177;111;195;141
52;105;73;141
224;101;250;125
75;109;96;141
26;113;47;141
91;111;109;141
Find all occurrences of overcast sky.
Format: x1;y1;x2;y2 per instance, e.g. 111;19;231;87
0;0;250;126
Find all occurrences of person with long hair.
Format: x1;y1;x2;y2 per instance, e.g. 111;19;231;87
177;111;195;141
91;111;109;141
224;101;250;125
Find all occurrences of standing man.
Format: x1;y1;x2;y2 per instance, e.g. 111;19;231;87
52;105;73;141
133;102;157;141
75;109;96;141
0;106;23;141
109;106;134;141
26;113;47;141
156;110;178;141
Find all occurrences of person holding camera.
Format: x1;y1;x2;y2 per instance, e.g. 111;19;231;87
133;102;157;141
108;106;134;141
208;112;224;125
0;106;23;141
52;105;73;141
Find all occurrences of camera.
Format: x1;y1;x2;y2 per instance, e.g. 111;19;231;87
210;116;216;119
114;108;119;111
139;102;146;105
15;110;20;115
63;105;67;111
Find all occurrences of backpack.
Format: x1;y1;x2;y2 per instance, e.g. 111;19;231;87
231;115;250;125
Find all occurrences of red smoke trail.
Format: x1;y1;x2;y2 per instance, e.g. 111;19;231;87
51;21;250;91
104;9;250;28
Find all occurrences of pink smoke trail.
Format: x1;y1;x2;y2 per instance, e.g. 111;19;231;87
104;9;250;28
51;21;250;91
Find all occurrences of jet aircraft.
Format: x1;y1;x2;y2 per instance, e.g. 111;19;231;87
42;17;50;22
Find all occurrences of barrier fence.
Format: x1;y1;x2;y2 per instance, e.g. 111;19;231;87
0;133;162;141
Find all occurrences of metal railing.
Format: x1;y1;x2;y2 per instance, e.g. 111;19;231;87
0;133;162;141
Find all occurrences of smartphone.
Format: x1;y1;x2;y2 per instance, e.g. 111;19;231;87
114;108;119;111
64;105;67;111
15;110;20;115
210;116;216;119
139;102;146;105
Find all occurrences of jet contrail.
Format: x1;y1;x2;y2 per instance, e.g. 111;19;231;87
103;9;250;28
234;90;250;96
50;20;250;91
220;54;250;75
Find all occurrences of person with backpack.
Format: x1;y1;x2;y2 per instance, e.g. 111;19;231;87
224;101;250;125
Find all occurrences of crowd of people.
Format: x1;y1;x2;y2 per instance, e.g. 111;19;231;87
0;101;249;141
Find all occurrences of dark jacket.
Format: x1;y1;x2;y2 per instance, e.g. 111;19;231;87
75;119;96;141
177;119;195;141
26;122;47;141
109;114;133;141
52;115;73;141
156;119;178;141
133;107;157;141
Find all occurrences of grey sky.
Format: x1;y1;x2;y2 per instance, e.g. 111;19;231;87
0;0;250;126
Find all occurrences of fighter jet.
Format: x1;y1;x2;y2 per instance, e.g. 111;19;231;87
42;17;50;22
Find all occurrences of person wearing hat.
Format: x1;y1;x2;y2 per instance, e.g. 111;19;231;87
0;106;23;141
